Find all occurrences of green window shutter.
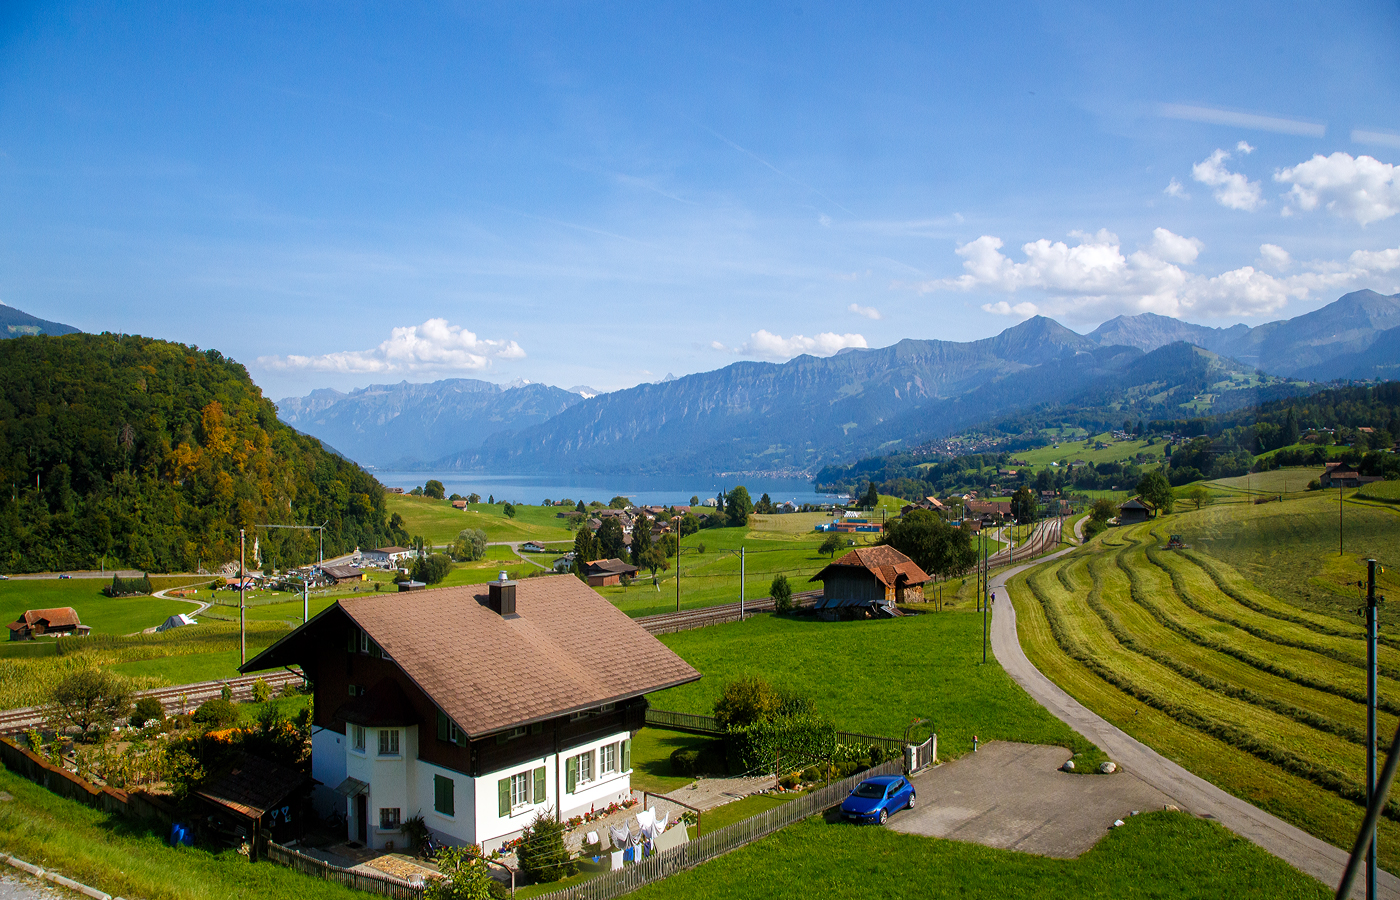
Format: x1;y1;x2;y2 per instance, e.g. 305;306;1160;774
435;775;455;816
621;739;631;772
437;712;449;742
498;777;510;817
533;766;546;804
566;755;577;794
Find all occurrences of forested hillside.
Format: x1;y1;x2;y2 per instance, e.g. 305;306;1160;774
0;334;393;573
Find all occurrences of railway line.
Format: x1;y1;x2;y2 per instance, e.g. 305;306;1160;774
0;670;303;735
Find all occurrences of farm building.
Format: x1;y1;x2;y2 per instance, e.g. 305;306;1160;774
321;565;365;584
239;575;698;853
362;546;414;567
194;753;312;856
1118;497;1156;524
1319;465;1383;489
809;546;929;619
8;607;91;641
584;558;639;587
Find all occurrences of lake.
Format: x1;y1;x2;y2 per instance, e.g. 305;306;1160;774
370;471;848;508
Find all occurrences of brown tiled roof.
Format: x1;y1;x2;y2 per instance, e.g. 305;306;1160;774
371;546;411;554
966;500;1011;516
809;546;929;586
244;575;699;738
195;754;308;820
586;558;638;576
321;565;362;580
9;607;82;630
1119;496;1155;511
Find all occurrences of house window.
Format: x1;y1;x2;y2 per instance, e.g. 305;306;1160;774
571;750;594;789
379;808;401;830
437;712;461;745
352;725;366;752
378;729;400;756
434;774;455;817
494;726;526;744
510;771;531;809
600;742;617;775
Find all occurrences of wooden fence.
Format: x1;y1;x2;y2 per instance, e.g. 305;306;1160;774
266;842;424;899
533;758;905;900
644;708;908;759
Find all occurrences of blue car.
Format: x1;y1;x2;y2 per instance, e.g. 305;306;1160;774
840;775;915;824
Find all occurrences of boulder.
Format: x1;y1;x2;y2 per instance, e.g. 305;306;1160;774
1061;759;1075;772
1098;761;1117;774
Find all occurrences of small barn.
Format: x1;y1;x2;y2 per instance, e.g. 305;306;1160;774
809;546;929;620
195;754;312;856
8;607;90;641
320;565;365;584
585;558;639;587
1117;497;1156;524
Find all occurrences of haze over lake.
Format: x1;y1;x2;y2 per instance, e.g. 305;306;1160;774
370;471;849;508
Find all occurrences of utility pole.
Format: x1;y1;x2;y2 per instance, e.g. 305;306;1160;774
739;546;745;618
1341;481;1346;557
1366;559;1382;900
239;528;246;667
675;534;682;613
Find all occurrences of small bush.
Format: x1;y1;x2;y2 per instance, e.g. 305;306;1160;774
518;809;576;883
278;681;300;698
778;770;803;789
220;684;233;702
250;678;272;703
192;698;238;728
770;574;793;614
670;748;700;776
129;696;165;729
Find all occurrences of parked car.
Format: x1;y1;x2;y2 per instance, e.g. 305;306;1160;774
840;775;915;824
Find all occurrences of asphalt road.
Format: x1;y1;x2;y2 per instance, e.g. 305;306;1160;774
991;547;1398;898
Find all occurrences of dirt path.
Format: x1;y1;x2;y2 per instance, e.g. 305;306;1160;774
991;548;1398;898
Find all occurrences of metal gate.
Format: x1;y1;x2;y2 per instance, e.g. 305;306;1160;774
904;735;937;774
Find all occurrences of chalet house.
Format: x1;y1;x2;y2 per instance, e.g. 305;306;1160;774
1319;466;1382;489
241;575;699;853
8;607;90;641
521;541;547;553
965;500;1011;521
362;547;414;567
809;546;929;619
584;558;639;587
452;500;469;510
1117;497;1156;524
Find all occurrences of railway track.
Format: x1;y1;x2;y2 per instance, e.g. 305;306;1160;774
0;670;304;735
636;589;822;634
985;518;1063;568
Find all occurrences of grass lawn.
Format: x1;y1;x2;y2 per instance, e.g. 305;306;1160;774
649;611;1102;764
1010;511;1400;872
625;809;1325;900
630;728;723;794
0;579;191;635
1170;478;1400;627
0;763;369;900
386;495;572;545
1012;434;1167;471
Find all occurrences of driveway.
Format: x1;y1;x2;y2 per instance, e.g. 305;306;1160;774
889;742;1173;858
992;549;1400;897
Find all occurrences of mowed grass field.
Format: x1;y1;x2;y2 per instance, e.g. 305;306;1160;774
0;578;192;636
626;811;1325;900
1010;491;1400;871
647;611;1103;764
1012;434;1167;470
386;494;573;545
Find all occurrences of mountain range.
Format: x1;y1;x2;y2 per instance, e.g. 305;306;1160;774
278;289;1400;475
276;379;587;468
0;303;80;339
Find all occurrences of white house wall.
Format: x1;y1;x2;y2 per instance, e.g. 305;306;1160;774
558;730;633;821
413;758;478;848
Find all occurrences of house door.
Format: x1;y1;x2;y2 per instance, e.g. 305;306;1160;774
355;794;367;845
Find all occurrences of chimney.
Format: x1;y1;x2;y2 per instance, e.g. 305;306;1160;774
488;571;516;616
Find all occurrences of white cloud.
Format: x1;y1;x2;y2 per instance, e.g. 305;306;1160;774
258;318;524;373
1274;152;1400;226
1158;103;1326;138
1164;178;1189;199
1192;149;1264;211
1236;140;1256;154
916;228;1392;321
1259;243;1292;269
716;330;868;361
818;214;833;227
1351;247;1400;272
848;303;882;320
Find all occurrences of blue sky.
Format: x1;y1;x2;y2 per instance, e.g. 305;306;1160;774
2;1;1399;398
